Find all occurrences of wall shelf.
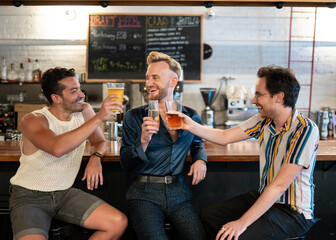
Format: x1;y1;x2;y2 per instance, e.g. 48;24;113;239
0;39;86;46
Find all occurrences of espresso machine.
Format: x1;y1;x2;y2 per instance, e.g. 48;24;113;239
200;88;217;128
223;96;258;129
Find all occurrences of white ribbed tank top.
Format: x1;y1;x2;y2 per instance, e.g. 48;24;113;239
10;107;86;191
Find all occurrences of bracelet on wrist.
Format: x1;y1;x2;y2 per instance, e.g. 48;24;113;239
92;151;103;159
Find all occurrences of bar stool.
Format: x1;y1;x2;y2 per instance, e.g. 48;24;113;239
49;219;91;240
287;236;306;239
164;221;176;240
122;220;176;240
0;196;12;240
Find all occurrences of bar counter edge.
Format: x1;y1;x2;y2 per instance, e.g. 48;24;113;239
1;139;335;162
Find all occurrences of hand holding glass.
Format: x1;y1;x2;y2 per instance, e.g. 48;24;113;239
165;99;182;130
148;100;160;128
107;82;124;113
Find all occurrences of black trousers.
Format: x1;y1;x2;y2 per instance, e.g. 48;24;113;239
200;191;315;240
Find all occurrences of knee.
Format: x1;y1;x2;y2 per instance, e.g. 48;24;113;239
119;212;128;231
110;211;128;236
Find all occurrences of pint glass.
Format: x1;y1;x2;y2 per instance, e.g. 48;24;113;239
165;99;182;130
107;82;124;113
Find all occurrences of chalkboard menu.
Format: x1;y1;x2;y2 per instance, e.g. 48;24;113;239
86;14;202;82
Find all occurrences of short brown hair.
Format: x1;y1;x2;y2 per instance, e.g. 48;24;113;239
257;65;300;108
146;51;181;79
41;67;76;104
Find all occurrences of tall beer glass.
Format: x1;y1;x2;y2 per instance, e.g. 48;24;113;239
148;100;160;128
165;99;182;130
107;82;124;113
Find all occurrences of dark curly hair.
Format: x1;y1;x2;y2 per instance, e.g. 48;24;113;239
40;67;76;104
257;65;300;108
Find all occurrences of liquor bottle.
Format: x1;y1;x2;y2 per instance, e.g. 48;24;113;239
320;110;329;140
328;110;334;138
32;59;41;82
7;63;18;82
333;110;336;138
18;63;25;82
1;56;7;82
25;58;33;82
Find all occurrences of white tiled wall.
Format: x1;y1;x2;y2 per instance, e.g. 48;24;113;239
0;5;335;124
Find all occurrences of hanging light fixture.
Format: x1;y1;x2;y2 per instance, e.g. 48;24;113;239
99;1;109;8
12;1;23;7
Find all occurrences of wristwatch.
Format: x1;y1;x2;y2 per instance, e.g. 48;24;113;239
92;152;103;159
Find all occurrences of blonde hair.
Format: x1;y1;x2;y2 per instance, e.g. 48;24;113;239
146;51;181;79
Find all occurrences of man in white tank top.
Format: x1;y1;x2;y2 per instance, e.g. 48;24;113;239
9;67;128;240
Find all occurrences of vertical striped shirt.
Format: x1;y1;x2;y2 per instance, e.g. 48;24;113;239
239;109;319;219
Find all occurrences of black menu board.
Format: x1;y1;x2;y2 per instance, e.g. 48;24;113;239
86;14;202;82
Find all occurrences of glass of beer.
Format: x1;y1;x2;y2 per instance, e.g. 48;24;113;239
165;99;182;130
148;100;160;128
107;82;124;113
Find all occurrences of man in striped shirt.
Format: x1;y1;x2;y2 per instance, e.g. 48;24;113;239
180;66;319;240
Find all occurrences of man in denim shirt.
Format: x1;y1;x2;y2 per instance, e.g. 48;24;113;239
120;51;207;240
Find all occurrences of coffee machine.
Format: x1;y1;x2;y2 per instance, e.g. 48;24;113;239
200;88;217;128
223;96;258;129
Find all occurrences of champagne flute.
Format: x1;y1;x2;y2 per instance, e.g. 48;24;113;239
148;100;160;128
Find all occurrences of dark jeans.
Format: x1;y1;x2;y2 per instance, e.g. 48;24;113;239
200;191;316;240
126;179;207;240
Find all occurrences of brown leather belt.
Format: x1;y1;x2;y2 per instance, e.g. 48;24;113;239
135;175;180;184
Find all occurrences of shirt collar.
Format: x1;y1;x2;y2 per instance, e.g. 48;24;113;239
282;108;297;132
268;108;297;135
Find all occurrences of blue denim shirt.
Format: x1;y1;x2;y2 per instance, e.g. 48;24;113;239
120;105;207;176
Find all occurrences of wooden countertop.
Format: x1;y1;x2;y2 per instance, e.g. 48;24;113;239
1;139;335;162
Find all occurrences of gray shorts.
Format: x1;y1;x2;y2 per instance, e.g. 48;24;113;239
9;185;105;240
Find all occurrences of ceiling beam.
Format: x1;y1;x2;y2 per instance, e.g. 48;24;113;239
3;0;336;8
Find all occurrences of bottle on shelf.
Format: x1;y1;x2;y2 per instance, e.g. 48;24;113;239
7;63;18;82
1;56;7;83
25;58;33;82
32;59;42;82
18;63;25;82
320;109;329;140
328;110;334;138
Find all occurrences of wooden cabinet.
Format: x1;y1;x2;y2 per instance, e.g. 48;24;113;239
14;103;46;131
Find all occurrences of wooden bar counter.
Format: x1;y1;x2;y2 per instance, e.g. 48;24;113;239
1;139;335;162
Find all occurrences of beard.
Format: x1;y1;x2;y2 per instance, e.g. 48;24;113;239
62;99;84;112
148;81;170;101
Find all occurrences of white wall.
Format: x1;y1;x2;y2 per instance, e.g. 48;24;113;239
0;5;335;124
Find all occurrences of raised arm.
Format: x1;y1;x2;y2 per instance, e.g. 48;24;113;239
120;109;149;172
21;94;122;157
180;113;250;145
